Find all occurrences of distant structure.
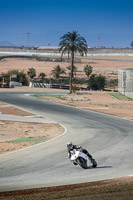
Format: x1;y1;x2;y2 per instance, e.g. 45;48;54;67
27;32;31;47
118;68;133;99
37;46;59;50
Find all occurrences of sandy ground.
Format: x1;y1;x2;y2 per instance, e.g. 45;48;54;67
1;56;133;77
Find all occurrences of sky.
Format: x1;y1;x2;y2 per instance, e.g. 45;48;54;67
0;0;133;47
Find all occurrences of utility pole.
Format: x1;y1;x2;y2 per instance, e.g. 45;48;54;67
27;32;31;47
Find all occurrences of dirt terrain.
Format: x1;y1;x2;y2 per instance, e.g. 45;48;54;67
1;56;133;75
0;176;133;199
0;100;64;154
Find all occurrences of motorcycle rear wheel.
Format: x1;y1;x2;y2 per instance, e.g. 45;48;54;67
77;157;88;169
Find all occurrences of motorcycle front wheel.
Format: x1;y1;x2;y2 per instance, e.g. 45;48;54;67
92;159;97;168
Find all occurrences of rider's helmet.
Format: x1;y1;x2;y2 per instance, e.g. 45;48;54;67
67;141;73;150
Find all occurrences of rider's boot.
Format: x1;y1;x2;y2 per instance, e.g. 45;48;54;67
86;152;93;160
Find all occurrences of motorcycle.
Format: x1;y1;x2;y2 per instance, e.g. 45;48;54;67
70;149;97;169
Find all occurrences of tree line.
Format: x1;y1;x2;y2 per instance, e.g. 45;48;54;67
1;63;106;91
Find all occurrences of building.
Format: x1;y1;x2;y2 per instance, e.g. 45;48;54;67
118;68;133;99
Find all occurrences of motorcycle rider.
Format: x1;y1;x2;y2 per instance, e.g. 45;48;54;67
67;141;92;161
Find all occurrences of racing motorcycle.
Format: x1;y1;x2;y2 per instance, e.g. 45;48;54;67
70;148;97;169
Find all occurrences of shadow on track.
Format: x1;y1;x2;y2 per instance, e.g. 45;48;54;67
96;166;112;169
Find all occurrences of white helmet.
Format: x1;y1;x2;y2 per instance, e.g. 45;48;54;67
67;141;73;150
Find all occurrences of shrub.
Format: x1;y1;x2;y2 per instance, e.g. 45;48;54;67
38;73;47;80
87;74;106;90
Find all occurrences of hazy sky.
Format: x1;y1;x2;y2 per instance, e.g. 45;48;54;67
0;0;133;47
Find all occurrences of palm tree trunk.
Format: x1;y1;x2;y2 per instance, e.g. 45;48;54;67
70;51;74;93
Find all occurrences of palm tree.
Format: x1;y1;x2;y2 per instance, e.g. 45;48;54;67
84;65;93;78
27;67;36;79
38;72;46;80
51;65;66;80
59;31;88;93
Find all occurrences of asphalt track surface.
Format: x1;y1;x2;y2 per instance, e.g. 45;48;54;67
0;91;133;192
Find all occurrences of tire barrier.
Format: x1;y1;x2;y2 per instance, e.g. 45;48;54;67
29;82;89;91
29;82;50;88
29;82;69;90
0;84;10;88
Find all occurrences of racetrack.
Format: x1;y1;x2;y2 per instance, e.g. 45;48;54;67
0;91;133;192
